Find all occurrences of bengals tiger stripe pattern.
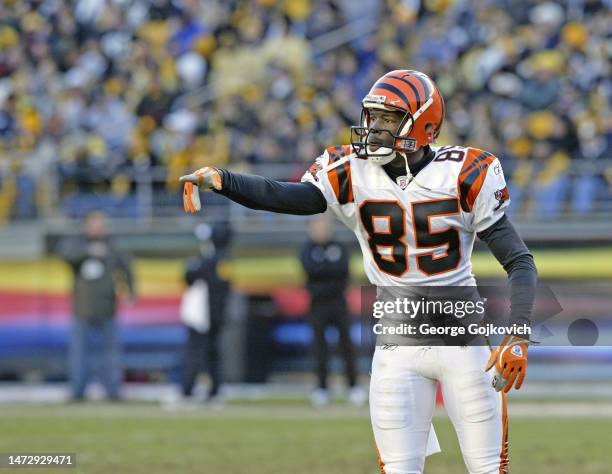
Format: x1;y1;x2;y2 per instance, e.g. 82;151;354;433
458;148;497;212
376;446;386;474
326;145;354;204
371;71;432;113
499;391;509;473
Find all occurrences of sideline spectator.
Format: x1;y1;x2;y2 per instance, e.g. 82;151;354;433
179;223;231;403
300;215;365;407
56;211;135;401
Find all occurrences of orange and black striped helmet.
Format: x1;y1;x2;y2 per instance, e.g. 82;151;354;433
350;70;445;162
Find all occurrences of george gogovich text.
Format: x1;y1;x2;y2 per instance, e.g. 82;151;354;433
371;297;531;337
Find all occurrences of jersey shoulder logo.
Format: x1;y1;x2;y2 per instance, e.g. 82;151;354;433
494;186;510;211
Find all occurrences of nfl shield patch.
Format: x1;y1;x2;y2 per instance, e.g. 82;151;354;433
396;175;410;190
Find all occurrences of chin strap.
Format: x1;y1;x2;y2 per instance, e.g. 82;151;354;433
399;149;443;193
401;153;414;187
382;148;452;195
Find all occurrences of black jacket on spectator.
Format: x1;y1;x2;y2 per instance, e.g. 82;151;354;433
184;255;229;334
300;240;349;302
57;237;134;322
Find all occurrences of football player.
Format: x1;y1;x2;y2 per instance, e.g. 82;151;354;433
181;70;536;474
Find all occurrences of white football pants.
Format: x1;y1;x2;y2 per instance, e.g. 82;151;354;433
370;345;508;474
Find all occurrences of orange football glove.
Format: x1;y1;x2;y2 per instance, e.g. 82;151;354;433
485;335;528;393
179;167;222;214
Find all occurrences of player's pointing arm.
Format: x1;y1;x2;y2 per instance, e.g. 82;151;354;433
180;166;328;215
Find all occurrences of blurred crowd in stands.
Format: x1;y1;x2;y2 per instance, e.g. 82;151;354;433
0;0;610;221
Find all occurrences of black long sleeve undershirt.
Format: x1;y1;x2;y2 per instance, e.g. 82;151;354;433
215;168;536;333
215;169;327;215
477;214;538;334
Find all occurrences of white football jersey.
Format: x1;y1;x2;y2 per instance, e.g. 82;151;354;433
301;145;510;287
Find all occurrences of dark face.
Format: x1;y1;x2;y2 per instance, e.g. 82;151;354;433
367;108;405;149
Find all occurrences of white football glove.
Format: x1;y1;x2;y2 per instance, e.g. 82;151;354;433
485;335;529;393
179;167;222;213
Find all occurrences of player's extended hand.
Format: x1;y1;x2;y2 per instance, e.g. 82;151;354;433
179;167;222;213
485;335;528;393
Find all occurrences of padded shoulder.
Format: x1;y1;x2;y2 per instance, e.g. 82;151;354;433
326;145;353;164
458;147;498;212
325;146;354;204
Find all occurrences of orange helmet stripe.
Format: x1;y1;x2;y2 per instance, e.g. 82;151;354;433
405;70;433;99
386;74;424;109
371;82;411;110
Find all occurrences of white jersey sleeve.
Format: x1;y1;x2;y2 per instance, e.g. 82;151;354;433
301;145;358;228
459;150;510;233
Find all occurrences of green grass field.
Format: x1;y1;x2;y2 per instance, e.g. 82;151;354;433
1;402;610;474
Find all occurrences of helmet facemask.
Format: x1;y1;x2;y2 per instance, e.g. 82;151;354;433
350;106;418;165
